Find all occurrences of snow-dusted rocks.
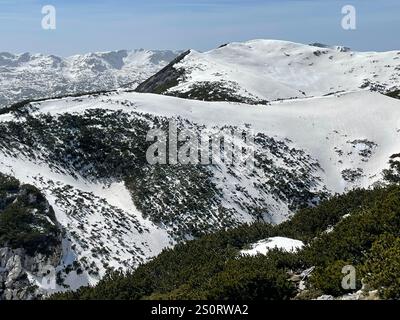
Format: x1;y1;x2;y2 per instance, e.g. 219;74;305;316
0;49;181;109
0;176;63;300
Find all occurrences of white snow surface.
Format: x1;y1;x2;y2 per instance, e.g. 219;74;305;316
0;153;172;290
1;39;400;295
0;49;181;108
170;39;400;101
241;237;304;256
15;88;399;193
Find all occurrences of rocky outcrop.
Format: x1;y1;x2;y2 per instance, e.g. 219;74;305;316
135;50;190;94
0;173;63;300
0;246;61;300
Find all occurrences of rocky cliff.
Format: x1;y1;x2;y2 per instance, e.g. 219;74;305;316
0;174;62;300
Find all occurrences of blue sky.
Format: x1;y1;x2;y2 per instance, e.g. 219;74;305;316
0;0;399;56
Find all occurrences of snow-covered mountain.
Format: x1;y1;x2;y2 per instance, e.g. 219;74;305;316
0;49;181;109
0;39;399;299
137;39;400;103
1;89;399;297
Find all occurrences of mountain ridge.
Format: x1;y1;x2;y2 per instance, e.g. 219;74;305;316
136;39;400;104
1;39;400;299
0;49;182;109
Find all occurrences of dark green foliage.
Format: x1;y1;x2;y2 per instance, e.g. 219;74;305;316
0;109;227;240
169;81;269;105
51;185;400;300
275;187;386;242
203;255;296;300
125;164;227;238
0;174;20;201
254;133;327;212
302;186;400;296
385;90;400;100
301;185;400;266
383;153;400;184
50;223;276;300
362;234;400;299
0;173;60;255
309;261;361;296
0;107;326;240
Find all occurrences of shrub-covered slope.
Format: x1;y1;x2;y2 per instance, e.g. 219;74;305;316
51;179;400;300
0;173;62;300
1;87;399;296
0;173;60;254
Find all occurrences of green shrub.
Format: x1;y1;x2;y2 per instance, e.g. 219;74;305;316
362;234;400;299
204;255;296;300
51;185;400;300
309;260;361;296
0;173;60;254
383;153;400;184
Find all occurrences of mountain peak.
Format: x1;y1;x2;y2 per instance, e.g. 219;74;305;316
136;39;399;104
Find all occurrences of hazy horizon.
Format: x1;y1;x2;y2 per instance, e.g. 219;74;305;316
1;0;399;56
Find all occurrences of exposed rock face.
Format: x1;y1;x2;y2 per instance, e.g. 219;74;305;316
135;50;191;94
0;246;61;300
0;173;63;300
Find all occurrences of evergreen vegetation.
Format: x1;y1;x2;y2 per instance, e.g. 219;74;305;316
383;153;400;184
0;173;60;254
51;184;400;300
385;90;400;100
169;81;269;105
0;107;325;240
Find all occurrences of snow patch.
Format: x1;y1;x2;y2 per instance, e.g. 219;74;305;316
241;237;304;256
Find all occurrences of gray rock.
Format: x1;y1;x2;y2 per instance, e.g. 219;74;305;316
0;246;62;300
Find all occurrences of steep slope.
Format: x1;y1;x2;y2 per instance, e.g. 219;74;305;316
136;40;400;104
0;88;399;298
51;185;400;301
1;39;400;299
0;173;62;300
0;49;181;109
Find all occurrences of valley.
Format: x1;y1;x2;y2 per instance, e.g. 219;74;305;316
0;39;399;300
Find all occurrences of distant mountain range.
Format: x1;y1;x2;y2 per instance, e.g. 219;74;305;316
0;49;182;109
0;40;399;300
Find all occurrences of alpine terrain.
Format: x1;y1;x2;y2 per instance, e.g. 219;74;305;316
0;40;400;300
0;49;181;109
